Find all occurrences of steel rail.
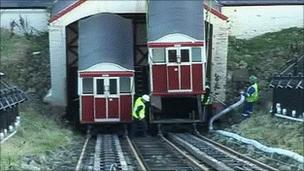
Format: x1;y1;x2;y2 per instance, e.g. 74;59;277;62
169;133;234;171
130;136;198;171
75;134;91;171
125;135;147;171
159;134;211;171
195;133;279;171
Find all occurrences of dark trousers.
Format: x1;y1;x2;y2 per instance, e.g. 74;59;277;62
203;104;213;121
130;119;147;137
243;101;253;115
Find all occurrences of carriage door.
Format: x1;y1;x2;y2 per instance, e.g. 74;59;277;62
167;47;191;91
94;78;119;121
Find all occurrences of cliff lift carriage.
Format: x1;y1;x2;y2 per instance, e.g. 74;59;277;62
78;14;135;124
147;0;206;124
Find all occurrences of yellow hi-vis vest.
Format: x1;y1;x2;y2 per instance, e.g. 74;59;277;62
246;83;259;102
132;97;145;120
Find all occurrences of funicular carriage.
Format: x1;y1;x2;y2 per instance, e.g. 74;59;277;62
78;14;134;124
147;0;207;124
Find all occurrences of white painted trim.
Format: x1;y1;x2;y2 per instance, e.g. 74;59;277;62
79;63;133;72
165;47;192;91
51;0;147;26
93;77;121;121
94;119;120;122
149;33;201;43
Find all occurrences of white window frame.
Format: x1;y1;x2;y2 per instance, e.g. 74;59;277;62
93;77;120;122
166;47;192;92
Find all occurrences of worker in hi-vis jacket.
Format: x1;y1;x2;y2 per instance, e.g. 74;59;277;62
241;76;259;117
131;94;150;137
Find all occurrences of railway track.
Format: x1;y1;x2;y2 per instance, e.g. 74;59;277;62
75;131;277;171
169;133;278;171
76;134;139;171
130;135;208;171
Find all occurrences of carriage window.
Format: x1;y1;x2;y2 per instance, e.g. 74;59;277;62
82;78;93;94
181;49;189;62
192;48;202;62
109;79;117;95
168;49;177;62
96;79;104;95
120;77;131;93
152;48;165;63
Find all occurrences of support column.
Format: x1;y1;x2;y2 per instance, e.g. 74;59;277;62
44;25;67;106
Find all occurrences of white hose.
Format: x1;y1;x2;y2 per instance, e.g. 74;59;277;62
209;93;245;130
208;93;304;163
216;130;304;163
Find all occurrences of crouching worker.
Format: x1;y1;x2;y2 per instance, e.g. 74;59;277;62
131;94;150;137
242;76;259;117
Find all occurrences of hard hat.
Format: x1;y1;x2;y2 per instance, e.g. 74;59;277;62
142;94;150;102
205;85;210;89
249;75;257;83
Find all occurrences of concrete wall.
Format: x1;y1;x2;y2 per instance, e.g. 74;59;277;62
222;5;304;39
0;9;49;34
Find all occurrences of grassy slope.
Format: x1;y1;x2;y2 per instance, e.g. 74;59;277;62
227;27;304;105
0;28;76;170
0;28;50;99
1;106;74;170
225;27;304;155
226;112;304;155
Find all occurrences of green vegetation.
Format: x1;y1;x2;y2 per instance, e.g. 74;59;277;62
0;28;77;170
223;27;304;157
0;28;50;99
0;105;75;170
226;111;304;155
227;27;304;105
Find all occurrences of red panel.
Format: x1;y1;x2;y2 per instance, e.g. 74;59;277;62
204;4;228;21
108;98;119;118
81;96;94;122
152;65;167;93
95;98;106;119
120;95;132;122
180;65;191;90
192;64;203;93
168;66;179;90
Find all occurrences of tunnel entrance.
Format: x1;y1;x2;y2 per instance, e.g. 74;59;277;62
65;14;148;123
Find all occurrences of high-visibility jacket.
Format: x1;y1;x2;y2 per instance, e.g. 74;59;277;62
132;97;146;120
246;83;258;102
201;95;212;105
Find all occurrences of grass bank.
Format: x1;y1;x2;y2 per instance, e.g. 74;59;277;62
0;28;79;170
0;104;76;170
221;27;304;157
225;111;304;156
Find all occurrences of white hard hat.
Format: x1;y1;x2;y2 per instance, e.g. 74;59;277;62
142;94;150;102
